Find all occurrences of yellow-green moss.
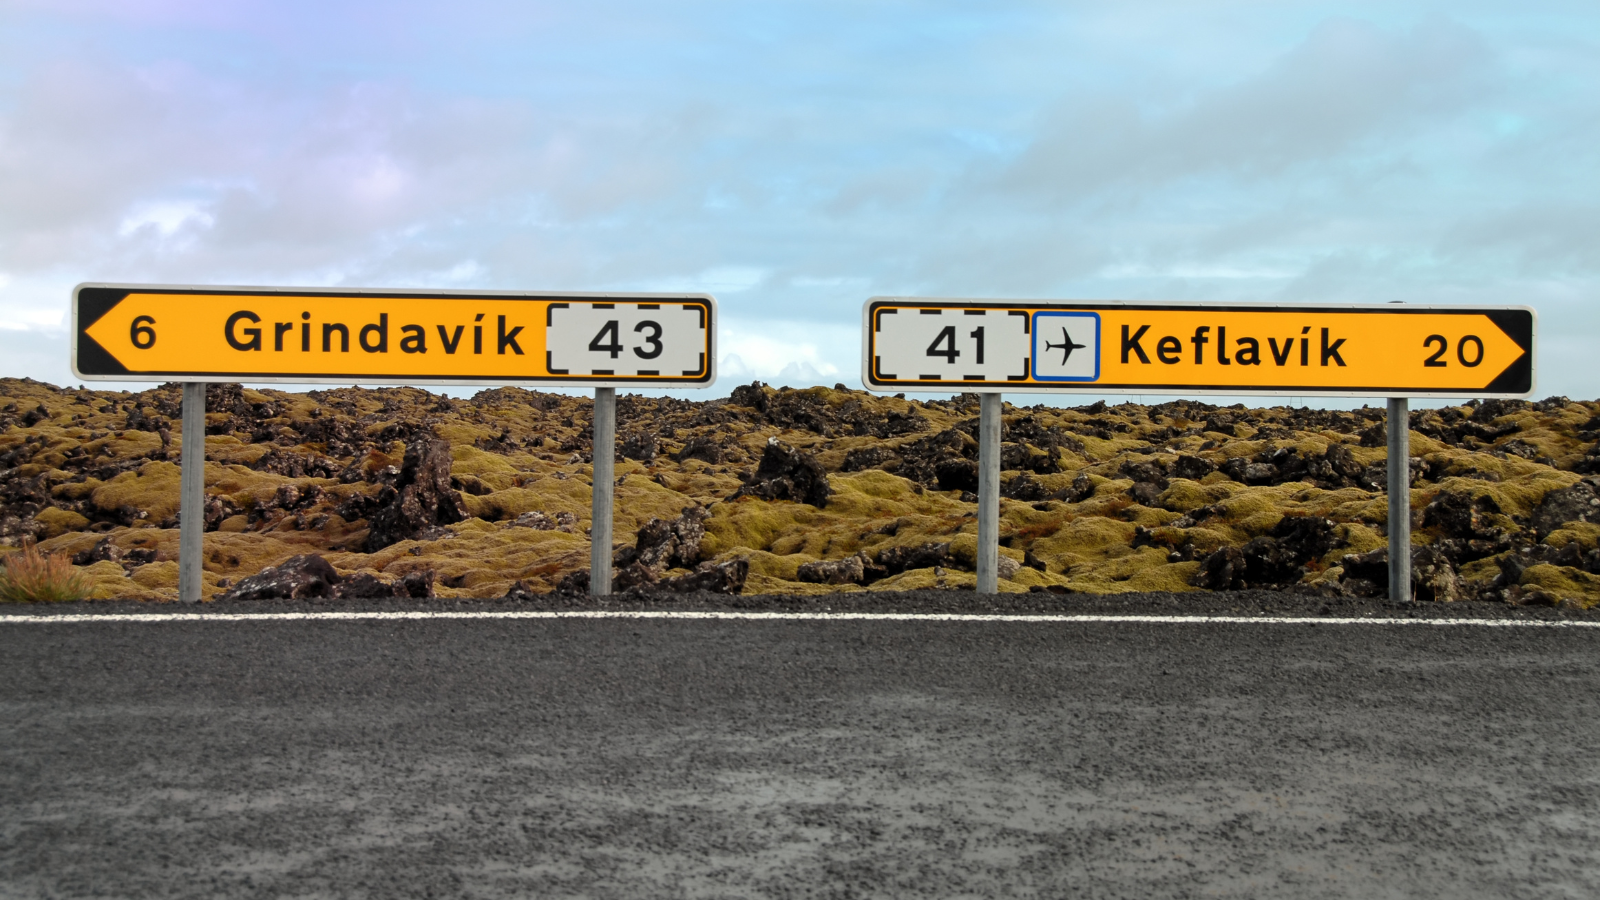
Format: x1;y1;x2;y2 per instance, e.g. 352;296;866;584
743;573;861;596
1519;564;1600;607
449;445;521;482
1337;523;1387;558
130;560;178;591
1545;523;1600;552
51;480;102;501
867;567;974;592
703;497;836;557
1157;480;1216;513
1030;517;1136;564
34;507;90;538
92;461;183;522
743;549;819;582
1306;565;1344;588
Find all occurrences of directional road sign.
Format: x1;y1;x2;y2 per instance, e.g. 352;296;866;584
73;284;717;387
862;298;1535;398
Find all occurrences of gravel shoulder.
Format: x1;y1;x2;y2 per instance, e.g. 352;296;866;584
7;587;1600;620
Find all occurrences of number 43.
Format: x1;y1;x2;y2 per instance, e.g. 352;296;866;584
589;320;664;360
926;325;984;365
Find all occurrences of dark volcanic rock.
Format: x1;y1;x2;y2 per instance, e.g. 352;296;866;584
618;431;659;462
1128;481;1164;507
797;554;866;586
1120;459;1169;489
1423;491;1503;540
202;495;242;531
71;537;124;566
1410;546;1460;603
1339;548;1389;597
555;569;591;595
1300;443;1369;489
1217;443;1377;490
1062;472;1097;503
613;560;660;592
729;382;929;438
625;506;710;571
297;415;369;459
839;446;895;473
363;437;467;552
934;458;978;493
674;435;724;464
1193;546;1248;591
1170;455;1216;481
894;429;973;487
217;554;341;601
397;570;436;599
878;541;952;575
332;570;435;599
1531;479;1600;537
659;558;749;594
1193;515;1339;589
1001;473;1052;502
252;449;341;479
732;440;831;507
954;415;1079;471
334;572;399;599
1339;546;1465;602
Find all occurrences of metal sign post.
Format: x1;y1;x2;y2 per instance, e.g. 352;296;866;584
178;382;206;604
1388;398;1412;603
590;387;616;596
976;393;1001;594
861;297;1536;596
72;284;718;601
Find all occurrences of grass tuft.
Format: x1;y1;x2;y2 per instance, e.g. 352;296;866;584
0;540;92;603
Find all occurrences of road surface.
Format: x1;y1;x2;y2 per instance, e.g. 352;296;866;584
3;604;1598;898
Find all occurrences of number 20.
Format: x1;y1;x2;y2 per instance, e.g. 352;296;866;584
1423;334;1483;368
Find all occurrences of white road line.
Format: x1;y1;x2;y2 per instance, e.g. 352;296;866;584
0;610;1597;627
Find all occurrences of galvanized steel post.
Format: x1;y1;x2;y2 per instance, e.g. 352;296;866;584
590;387;616;596
178;381;206;604
1387;397;1411;603
977;392;1001;594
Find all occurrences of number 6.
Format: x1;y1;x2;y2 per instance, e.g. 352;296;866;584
130;315;156;349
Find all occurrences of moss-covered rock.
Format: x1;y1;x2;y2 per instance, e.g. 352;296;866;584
5;378;1600;604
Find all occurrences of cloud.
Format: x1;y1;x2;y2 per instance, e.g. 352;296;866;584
718;319;855;388
995;17;1495;203
0;62;543;283
0;326;72;386
1438;203;1600;276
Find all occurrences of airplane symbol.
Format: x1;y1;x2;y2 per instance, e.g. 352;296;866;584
1044;327;1086;366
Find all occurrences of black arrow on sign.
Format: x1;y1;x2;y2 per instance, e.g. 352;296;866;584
1483;309;1534;395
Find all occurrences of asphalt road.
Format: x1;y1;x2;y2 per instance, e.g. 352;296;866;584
3;611;1599;898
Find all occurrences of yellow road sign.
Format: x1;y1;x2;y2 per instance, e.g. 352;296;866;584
862;298;1535;397
73;284;717;387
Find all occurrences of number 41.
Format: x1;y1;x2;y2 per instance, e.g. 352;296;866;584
926;325;984;365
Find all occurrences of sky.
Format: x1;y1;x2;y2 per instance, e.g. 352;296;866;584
0;0;1595;404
